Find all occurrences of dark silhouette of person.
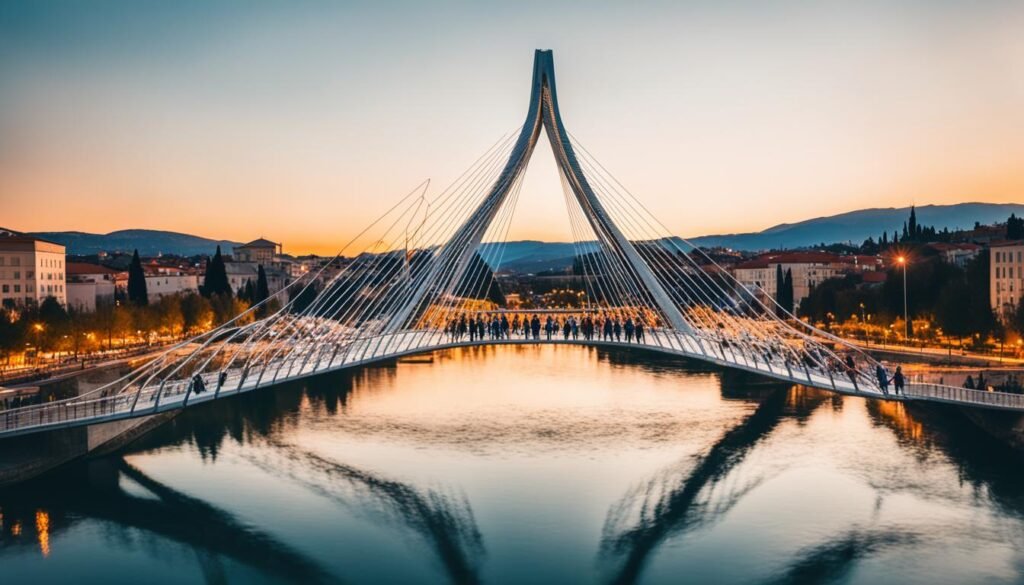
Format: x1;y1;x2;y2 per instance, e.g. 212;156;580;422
875;364;889;394
891;366;905;395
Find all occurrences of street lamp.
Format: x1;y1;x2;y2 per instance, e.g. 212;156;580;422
897;255;908;340
32;323;44;365
859;302;867;345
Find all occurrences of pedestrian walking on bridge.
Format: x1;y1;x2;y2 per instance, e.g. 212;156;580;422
891;366;905;395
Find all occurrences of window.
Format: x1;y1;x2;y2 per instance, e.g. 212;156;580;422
1;285;7;293
11;257;19;267
13;285;19;293
0;257;5;266
26;270;33;279
13;271;19;279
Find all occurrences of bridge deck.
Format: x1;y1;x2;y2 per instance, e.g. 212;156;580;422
2;329;1023;439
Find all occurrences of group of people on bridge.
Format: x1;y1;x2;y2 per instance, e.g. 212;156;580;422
443;313;647;344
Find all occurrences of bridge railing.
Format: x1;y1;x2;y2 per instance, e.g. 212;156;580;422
1;391;137;434
9;332;1024;436
906;382;1024;410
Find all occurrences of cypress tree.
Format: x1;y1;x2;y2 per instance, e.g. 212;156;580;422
774;264;785;317
908;206;918;240
127;250;148;306
1008;214;1024;240
254;265;270;317
239;281;254;304
202;246;232;298
783;268;794;315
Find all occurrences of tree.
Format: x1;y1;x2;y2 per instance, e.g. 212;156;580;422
1010;301;1024;341
94;303;116;350
238;280;254;304
202;246;232;298
38;296;70;351
1008;213;1024;240
180;292;214;335
155;295;184;338
112;305;134;347
774;264;786;317
782;269;794;315
254;265;270;317
0;307;23;365
965;251;998;337
127;250;148;306
935;280;972;342
290;280;321;314
134;305;160;345
908;206;918;240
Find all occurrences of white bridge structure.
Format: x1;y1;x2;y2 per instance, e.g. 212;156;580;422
4;50;1024;439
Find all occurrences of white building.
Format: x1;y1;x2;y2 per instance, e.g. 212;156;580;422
234;238;281;265
66;262;119;312
991;243;1024;319
731;252;882;313
927;242;981;269
225;262;290;296
0;229;66;307
140;262;198;301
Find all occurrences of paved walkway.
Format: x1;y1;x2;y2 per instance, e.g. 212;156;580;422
3;329;1023;440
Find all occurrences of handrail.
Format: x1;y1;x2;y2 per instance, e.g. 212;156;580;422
5;330;1024;437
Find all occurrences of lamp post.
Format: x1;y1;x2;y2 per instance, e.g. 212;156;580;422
859;302;866;344
897;256;908;340
33;323;44;364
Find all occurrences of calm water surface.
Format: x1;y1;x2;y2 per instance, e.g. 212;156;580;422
3;345;1024;584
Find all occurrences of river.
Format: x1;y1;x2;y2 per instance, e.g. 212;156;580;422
2;344;1024;584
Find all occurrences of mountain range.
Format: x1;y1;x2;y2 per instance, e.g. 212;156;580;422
19;202;1024;265
684;202;1024;250
27;229;241;257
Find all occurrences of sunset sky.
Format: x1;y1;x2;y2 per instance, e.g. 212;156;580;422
2;0;1024;255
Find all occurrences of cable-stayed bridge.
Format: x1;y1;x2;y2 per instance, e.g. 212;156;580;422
4;49;1023;440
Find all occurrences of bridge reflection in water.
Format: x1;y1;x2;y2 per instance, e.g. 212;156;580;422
4;345;1024;584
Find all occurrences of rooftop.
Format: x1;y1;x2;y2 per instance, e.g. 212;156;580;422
732;251;878;270
239;238;280;249
927;242;982;252
66;262;121;276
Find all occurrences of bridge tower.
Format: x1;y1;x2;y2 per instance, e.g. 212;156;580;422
387;50;694;334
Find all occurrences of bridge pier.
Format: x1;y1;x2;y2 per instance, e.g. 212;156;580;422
0;412;174;487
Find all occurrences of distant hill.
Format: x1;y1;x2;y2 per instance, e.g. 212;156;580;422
28;229;241;257
685;202;1024;251
20;201;1024;261
479;241;599;272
